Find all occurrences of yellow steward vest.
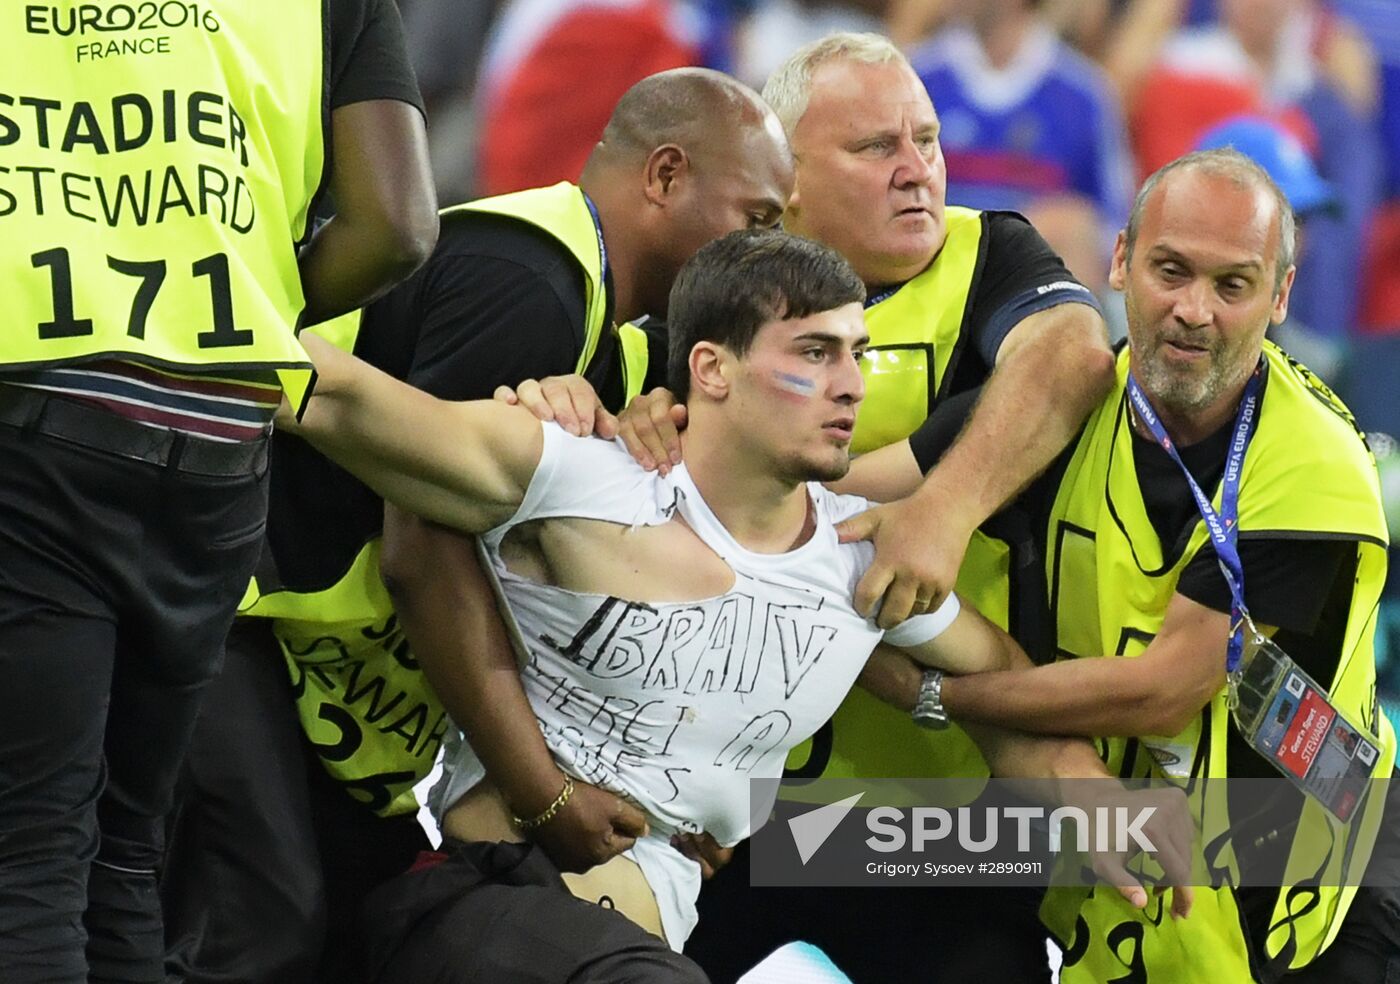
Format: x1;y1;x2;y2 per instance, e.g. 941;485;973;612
785;206;1003;784
616;320;651;405
239;183;618;816
4;1;322;408
1044;343;1394;981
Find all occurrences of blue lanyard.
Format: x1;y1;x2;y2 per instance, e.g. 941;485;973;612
864;283;902;309
582;192;608;285
1125;364;1264;673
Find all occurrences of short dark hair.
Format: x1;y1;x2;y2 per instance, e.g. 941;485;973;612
666;230;865;401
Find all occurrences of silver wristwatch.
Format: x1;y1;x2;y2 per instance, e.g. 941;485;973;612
911;668;949;730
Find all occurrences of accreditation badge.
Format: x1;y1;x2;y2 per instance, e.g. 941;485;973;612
1230;628;1380;820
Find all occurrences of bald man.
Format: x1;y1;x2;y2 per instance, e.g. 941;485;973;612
161;68;791;984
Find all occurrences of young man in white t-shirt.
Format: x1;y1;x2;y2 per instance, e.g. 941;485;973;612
284;230;1189;982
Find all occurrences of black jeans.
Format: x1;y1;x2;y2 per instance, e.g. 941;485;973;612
0;403;268;983
362;840;711;984
162;619;429;984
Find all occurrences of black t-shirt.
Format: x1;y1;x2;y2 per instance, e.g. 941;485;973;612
262;210;651;593
353;212;603;398
1112;399;1356;790
1129;414;1353;645
329;0;423;112
912;353;1353;631
937;210;1099;399
1117;382;1370;963
300;0;423;241
890;210;1099;652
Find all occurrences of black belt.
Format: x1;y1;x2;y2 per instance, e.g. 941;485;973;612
0;385;268;478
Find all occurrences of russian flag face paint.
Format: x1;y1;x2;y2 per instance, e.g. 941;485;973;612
771;370;818;399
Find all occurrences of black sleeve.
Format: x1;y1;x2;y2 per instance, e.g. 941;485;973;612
352;220;590;401
908;386;981;473
962;212;1102;375
1175;537;1355;635
263;219;587;592
407;257;583;400
328;0;424;112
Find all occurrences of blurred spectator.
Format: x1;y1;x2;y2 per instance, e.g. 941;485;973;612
884;0;951;48
474;0;703;195
909;0;1134;291
405;0;502;109
1330;0;1400;196
1124;0;1382;344
1332;1;1400;496
1194;114;1336;213
403;0;504;201
1360;205;1400;344
1037;0;1202;59
727;0;886;88
1037;0;1112;55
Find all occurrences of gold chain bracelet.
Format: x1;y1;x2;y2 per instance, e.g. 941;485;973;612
512;774;575;831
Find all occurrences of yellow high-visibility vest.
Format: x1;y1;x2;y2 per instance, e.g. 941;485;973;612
5;1;325;408
1044;343;1394;980
785;206;1002;785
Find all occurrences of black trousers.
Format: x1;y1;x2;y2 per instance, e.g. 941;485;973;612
1271;779;1400;983
1279;886;1400;983
0;401;268;983
362;840;711;984
162;618;429;984
685;840;1052;984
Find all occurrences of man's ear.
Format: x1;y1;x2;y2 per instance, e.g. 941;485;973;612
1108;230;1129;292
785;168;802;220
1271;265;1296;325
644;145;689;206
688;342;730;400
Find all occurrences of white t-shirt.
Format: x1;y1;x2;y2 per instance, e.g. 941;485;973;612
433;423;960;946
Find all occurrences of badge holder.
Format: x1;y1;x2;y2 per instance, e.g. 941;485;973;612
1229;620;1380;822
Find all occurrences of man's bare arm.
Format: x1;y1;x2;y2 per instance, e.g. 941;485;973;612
946;304;1115;519
299;100;438;326
857;639;1096;779
840;304;1115;626
284;333;541;533
861;630;1195;915
883;605;1105;777
833;440;924;503
380;514;649;872
939;593;1228;738
895;602;1023;677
